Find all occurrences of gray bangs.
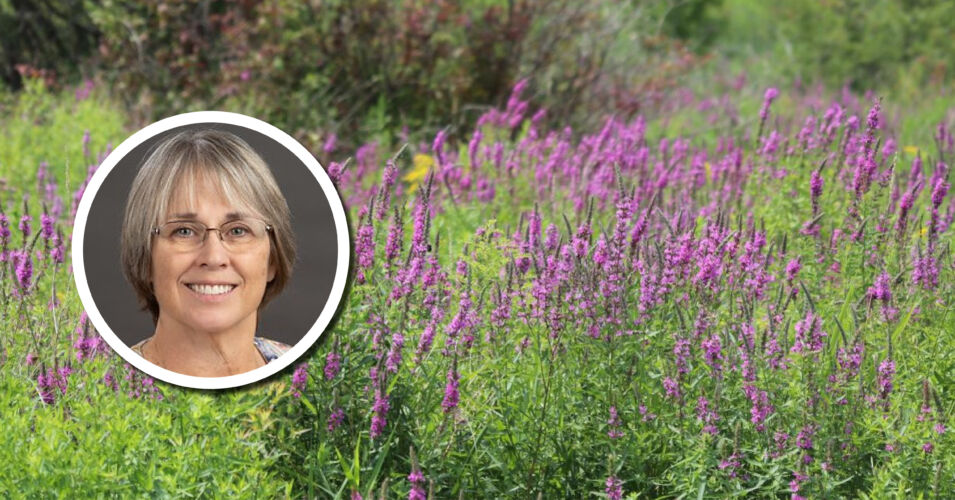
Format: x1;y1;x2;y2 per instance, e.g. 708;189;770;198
160;160;264;223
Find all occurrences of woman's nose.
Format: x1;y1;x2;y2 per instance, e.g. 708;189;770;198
196;230;229;267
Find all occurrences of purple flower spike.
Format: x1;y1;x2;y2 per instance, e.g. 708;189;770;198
16;252;33;291
40;213;54;240
324;352;342;381
605;476;623;500
19;214;31;237
291;363;308;398
442;369;460;413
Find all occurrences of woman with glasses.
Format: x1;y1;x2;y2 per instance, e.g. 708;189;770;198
121;128;297;377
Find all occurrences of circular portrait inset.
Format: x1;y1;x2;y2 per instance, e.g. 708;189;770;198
72;112;349;389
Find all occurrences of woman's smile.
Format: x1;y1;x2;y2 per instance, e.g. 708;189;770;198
184;281;239;301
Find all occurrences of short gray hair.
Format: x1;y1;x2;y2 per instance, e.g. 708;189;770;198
121;127;296;322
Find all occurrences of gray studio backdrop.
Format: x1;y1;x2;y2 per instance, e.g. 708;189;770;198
84;122;340;346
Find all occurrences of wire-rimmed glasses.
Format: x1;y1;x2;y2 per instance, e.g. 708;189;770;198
152;218;273;252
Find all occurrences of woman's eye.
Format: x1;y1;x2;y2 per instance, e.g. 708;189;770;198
227;226;250;237
173;226;196;238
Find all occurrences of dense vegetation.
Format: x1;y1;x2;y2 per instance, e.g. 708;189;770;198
2;0;954;497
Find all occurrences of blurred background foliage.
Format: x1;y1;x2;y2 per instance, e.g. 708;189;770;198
1;0;953;148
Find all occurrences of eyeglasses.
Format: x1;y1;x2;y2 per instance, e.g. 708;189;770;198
152;218;272;252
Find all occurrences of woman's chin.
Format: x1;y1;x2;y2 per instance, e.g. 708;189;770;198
179;313;253;336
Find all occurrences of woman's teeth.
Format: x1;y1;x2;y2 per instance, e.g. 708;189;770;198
188;284;236;295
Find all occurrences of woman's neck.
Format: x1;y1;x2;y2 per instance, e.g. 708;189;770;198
146;315;264;377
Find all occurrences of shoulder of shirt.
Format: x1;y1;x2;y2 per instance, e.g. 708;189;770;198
254;336;292;360
130;337;150;356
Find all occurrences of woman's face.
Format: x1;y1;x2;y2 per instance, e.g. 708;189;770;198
151;178;275;336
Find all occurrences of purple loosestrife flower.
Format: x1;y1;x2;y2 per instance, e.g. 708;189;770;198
797;115;817;150
792;311;826;354
662;376;681;401
49;233;65;263
607;406;624;439
327;407;345;432
592;237;609;268
605;476;623;500
760;130;781;158
867;270;897;320
102;369;118;392
673;337;691;375
796;425;814;450
467;129;483;168
868;271;892;303
37;366;71;404
785;258;802;283
759;87;779;124
696;396;720;435
379;161;399;219
415;322;438;364
323;133;338;154
718;453;743;478
809;170;823;212
432;129;448;166
912;248;939;290
773;431;789;457
19;214;31;237
748;388;773;432
384;211;403;268
385;332;404;374
325;351;341;380
291;363;308;398
932;177;949;210
867;99;881;130
410;202;429;255
896;188;915;235
836;342;864;382
527;209;542;250
544;223;560;252
408;469;426;500
877;358;896;403
572;222;592;258
326;162;344;185
0;213;9;245
444;293;474;352
740;231;773;300
701;334;723;374
16;251;33;292
442;369;460;413
73;315;107;361
370;388;390;439
40;213;54;240
37;371;56;404
354;219;375;284
883;137;897;157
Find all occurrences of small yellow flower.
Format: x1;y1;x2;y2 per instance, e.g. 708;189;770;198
704;161;711;179
903;145;920;155
403;153;434;192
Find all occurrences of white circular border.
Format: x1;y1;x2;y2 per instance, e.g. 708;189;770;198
72;111;350;390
